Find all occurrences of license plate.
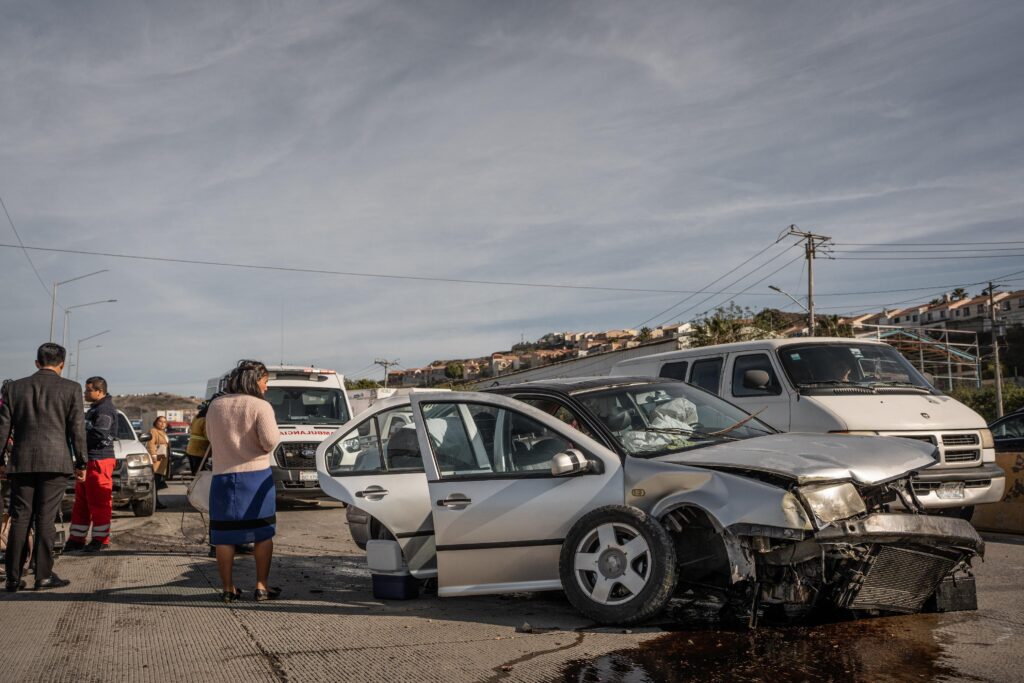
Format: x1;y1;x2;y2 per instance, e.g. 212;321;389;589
299;470;319;482
936;482;966;500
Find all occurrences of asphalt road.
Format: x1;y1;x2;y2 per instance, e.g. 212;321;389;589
1;482;1021;682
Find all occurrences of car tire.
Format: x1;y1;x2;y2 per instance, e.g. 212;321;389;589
132;488;156;517
559;505;677;626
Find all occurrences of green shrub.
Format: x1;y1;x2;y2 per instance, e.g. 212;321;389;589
949;384;1024;422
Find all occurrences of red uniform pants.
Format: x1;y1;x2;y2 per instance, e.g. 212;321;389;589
69;459;116;544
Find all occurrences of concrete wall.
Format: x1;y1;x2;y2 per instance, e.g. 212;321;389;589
468;338;682;388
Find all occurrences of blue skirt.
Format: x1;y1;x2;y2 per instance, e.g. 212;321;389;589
209;468;276;545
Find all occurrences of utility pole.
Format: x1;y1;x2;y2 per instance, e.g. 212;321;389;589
786;226;831;336
985;282;1004;418
49;269;109;342
375;358;401;388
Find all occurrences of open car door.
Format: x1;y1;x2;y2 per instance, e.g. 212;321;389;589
317;397;436;577
410;392;623;596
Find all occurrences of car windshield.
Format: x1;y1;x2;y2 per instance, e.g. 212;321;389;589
573;382;774;458
265;387;350;425
777;343;933;391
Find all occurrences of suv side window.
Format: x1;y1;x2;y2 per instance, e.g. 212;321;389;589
732;354;782;397
658;361;688;381
689;358;724;394
422;402;577;479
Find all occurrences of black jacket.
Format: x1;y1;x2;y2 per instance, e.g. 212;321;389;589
0;369;87;474
85;394;117;460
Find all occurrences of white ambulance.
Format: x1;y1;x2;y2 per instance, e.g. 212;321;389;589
206;365;353;500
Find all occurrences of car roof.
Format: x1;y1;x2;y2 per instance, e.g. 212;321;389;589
485;376;676;395
614;336;889;367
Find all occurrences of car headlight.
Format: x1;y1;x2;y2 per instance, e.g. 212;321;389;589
798;482;867;526
980;428;994;449
126;453;152;468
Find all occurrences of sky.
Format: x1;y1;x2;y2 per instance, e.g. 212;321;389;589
2;0;1023;395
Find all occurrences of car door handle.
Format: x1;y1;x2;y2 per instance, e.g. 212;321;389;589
436;495;472;509
356;486;388;500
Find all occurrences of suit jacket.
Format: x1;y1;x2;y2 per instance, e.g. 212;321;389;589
0;369;87;474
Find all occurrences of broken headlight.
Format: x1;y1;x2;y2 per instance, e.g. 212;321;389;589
125;452;152;468
798;482;867;526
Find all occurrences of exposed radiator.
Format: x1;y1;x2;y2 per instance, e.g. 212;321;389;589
847;546;956;613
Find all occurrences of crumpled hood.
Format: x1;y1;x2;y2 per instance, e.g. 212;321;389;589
656;433;937;485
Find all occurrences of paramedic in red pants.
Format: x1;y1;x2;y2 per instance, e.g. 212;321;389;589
66;377;118;552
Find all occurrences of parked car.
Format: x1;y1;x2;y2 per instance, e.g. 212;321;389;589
317;378;982;625
611;338;1005;518
66;409;156;517
989;408;1024;453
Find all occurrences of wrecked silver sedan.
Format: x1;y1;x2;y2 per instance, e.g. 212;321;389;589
316;378;982;625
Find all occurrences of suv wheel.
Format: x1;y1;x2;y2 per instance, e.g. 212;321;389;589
559;505;677;625
132;488;155;517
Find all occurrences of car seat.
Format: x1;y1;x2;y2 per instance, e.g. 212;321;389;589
386;428;422;471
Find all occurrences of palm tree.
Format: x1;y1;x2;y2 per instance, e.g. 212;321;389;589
952;287;968;301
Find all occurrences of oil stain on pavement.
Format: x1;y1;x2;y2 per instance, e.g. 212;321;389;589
559;613;981;683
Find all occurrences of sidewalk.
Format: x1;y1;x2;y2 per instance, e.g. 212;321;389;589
0;484;658;682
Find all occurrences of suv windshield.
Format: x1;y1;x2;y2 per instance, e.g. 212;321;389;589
265;387;350;425
573;382;774;458
777;343;934;392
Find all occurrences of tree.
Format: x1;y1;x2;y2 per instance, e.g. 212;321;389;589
817;315;854;338
445;362;465;380
345;378;380;390
638;326;652;342
952;287;968;301
690;303;777;347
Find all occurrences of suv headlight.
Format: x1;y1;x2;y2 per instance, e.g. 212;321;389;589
980;428;994;449
798;482;867;526
125;453;152;468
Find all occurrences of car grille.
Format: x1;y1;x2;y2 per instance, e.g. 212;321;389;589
275;442;319;469
899;435;936;445
944;449;980;463
848;546;956;613
942;434;979;447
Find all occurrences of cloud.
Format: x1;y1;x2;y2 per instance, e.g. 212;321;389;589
2;0;1023;392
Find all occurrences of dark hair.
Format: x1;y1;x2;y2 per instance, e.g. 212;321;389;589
37;343;66;367
153;416;166;427
85;376;107;394
225;360;268;398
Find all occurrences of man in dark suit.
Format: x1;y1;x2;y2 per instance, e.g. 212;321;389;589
0;343;87;591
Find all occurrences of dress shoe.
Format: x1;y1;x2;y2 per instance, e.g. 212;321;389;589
63;540;87;553
34;574;71;590
84;540;109;553
5;578;27;593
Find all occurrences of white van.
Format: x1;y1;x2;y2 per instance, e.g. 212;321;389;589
611;337;1005;514
206;365;353;500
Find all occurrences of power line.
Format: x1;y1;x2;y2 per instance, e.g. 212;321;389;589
684;254;805;325
833;255;1024;260
0;242;775;296
0;195;55;304
635;237;794;328
834;240;1024;246
832;248;1024;254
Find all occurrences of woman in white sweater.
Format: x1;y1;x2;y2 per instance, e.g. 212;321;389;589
205;360;281;603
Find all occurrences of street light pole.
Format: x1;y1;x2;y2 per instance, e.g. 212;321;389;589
49;269;109;342
62;299;117;349
768;285;810;313
75;329;110;382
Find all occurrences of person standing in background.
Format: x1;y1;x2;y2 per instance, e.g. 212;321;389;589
205;360;281;603
146;416;170;510
185;400;212;475
0;343;87;592
66;377;118;552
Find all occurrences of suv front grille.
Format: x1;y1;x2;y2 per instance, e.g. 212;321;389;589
944;450;980;463
942;434;979;447
275;442;319;469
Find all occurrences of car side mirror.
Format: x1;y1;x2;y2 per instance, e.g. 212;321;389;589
138;432;152;443
551;449;590;476
743;369;771;391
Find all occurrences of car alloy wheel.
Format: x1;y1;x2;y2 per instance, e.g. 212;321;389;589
559;505;677;625
573;522;651;605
